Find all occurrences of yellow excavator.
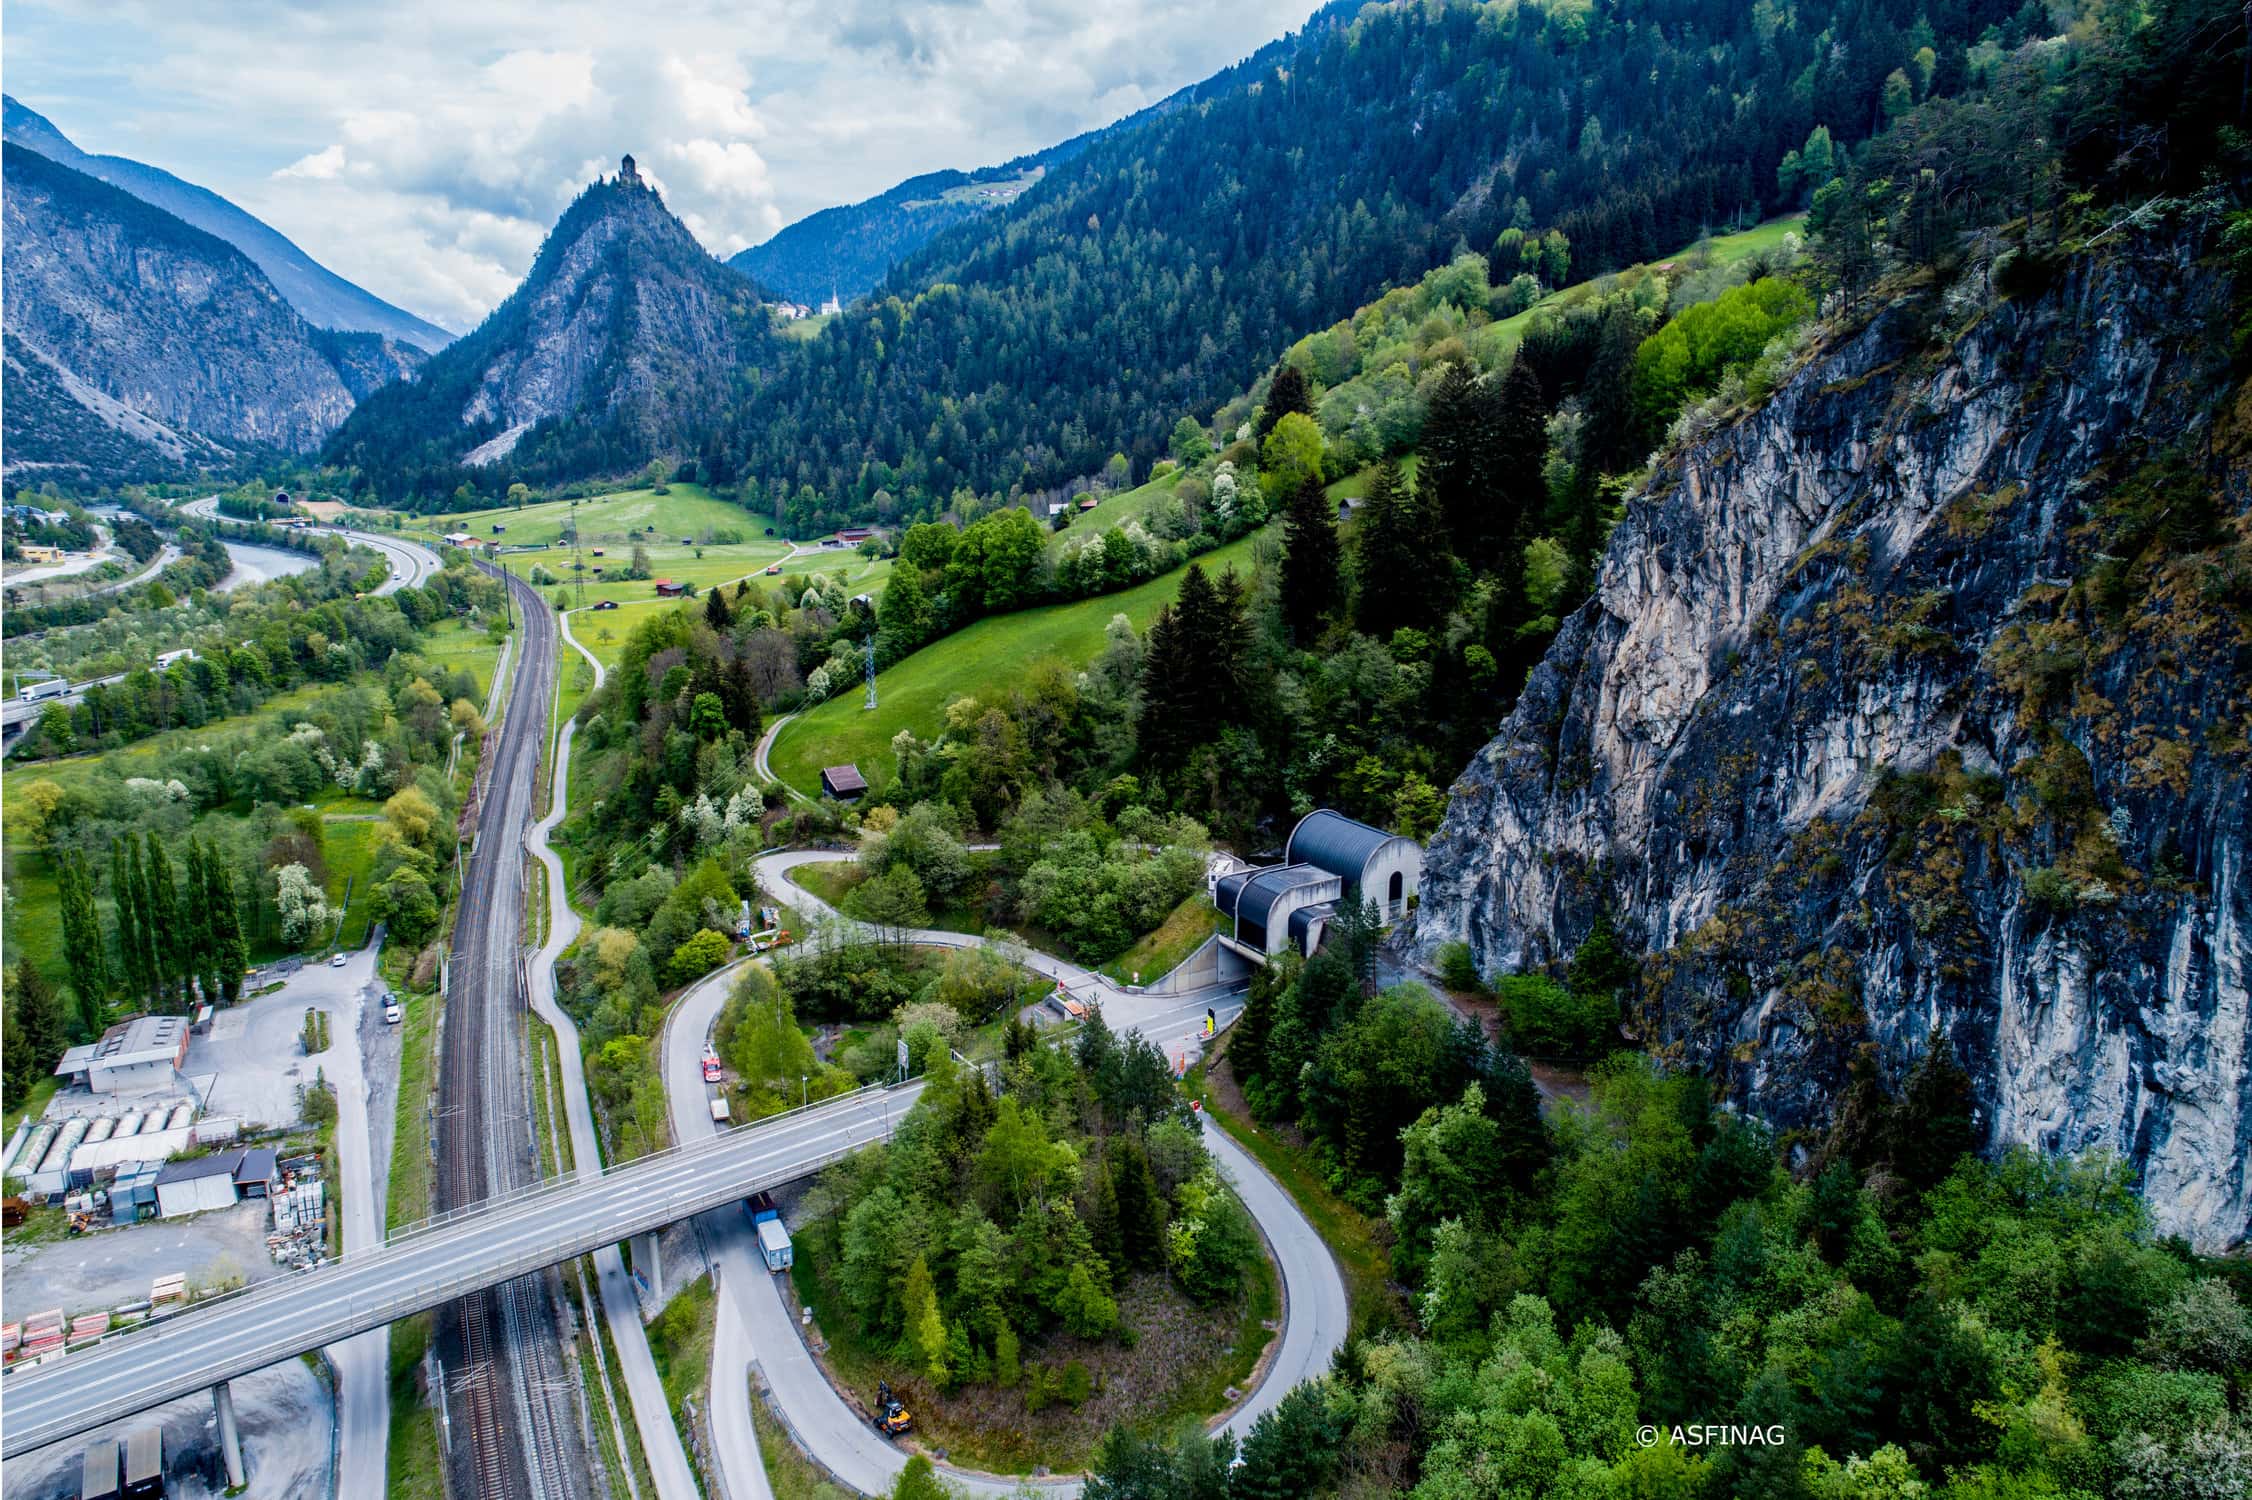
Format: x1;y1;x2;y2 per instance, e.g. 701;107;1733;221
874;1380;914;1437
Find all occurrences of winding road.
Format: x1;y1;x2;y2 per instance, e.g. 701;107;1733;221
174;494;441;596
653;850;1348;1497
525;609;702;1500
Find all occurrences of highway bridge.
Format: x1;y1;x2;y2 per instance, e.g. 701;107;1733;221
0;1080;927;1461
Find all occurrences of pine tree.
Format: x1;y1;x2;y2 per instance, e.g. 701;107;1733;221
1255;362;1313;441
704;584;732;630
1085;1150;1126;1277
13;956;67;1075
1231;963;1280;1090
1353;458;1436;638
1418;361;1487;548
1486;358;1551;680
1278;474;1341;642
1136;564;1250;770
55;850;109;1037
1109;1134;1166;1270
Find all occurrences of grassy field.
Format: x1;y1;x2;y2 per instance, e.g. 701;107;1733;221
386;1314;445;1500
505;542;892;612
415;483;774;549
769;527;1272;798
384;978;442;1234
646;1273;718;1416
758;1395;853;1499
1054;467;1186;541
1099;896;1225;986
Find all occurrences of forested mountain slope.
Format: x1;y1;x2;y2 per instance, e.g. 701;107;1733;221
2;94;452;352
2;142;422;482
732;147;1094;307
323;162;777;494
695;0;2025;526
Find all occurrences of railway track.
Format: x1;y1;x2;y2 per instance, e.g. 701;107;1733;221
434;564;585;1500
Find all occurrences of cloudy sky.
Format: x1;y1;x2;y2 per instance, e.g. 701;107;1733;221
5;0;1326;332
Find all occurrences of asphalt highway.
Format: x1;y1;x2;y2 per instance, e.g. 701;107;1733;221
0;1079;927;1460
651;852;1348;1497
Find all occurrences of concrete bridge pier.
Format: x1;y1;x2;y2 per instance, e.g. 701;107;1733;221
213;1378;246;1488
637;1229;663;1302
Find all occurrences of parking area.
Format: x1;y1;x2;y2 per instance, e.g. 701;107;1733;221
1;1199;279;1318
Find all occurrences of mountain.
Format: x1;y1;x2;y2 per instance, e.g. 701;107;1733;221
2;142;423;482
1413;235;2250;1250
730;160;1053;309
3;95;453;353
697;0;2028;533
323;159;776;493
729;102;1172;307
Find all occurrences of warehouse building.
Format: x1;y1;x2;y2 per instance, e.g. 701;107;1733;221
154;1150;244;1218
52;1016;191;1095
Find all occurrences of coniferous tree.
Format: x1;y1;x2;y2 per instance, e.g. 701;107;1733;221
1353;458;1443;638
1135;564;1252;771
1085;1148;1125;1277
1254;362;1313;442
703;584;732;631
1278;474;1342;642
55;850;109;1036
1418;361;1489;550
142;834;185;1012
12;956;68;1077
110;836;151;1003
203;843;249;1005
1109;1133;1166;1271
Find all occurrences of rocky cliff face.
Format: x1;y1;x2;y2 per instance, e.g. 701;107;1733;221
1;142;423;477
325;167;771;480
1416;235;2251;1250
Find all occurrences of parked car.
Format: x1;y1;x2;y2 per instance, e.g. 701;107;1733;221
329;953;348;968
385;998;403;1024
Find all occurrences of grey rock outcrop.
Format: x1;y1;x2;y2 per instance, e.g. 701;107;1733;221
1416;237;2250;1249
2;141;424;476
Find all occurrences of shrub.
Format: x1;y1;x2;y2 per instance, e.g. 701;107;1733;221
1496;974;1619;1057
667;927;733;986
1435;940;1485;993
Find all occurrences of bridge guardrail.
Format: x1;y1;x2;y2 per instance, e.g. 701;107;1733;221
0;1080;916;1397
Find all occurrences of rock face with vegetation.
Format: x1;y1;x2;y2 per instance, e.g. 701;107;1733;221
1;142;422;478
324;165;774;488
1417;235;2250;1250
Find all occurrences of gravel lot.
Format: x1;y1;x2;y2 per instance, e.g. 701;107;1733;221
0;1358;332;1499
2;1198;280;1320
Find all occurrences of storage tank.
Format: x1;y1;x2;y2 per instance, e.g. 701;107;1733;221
165;1104;195;1130
38;1118;88;1173
6;1122;54;1177
84;1117;117;1145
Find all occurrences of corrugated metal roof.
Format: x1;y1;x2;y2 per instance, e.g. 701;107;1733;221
1235;865;1335;927
234;1147;278;1184
1286;809;1407;882
155;1150;243;1185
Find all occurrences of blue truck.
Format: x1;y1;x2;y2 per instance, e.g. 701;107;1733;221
749;1191;792;1272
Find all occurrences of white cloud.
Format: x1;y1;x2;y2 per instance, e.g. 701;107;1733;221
5;1;1328;333
274;143;346;180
